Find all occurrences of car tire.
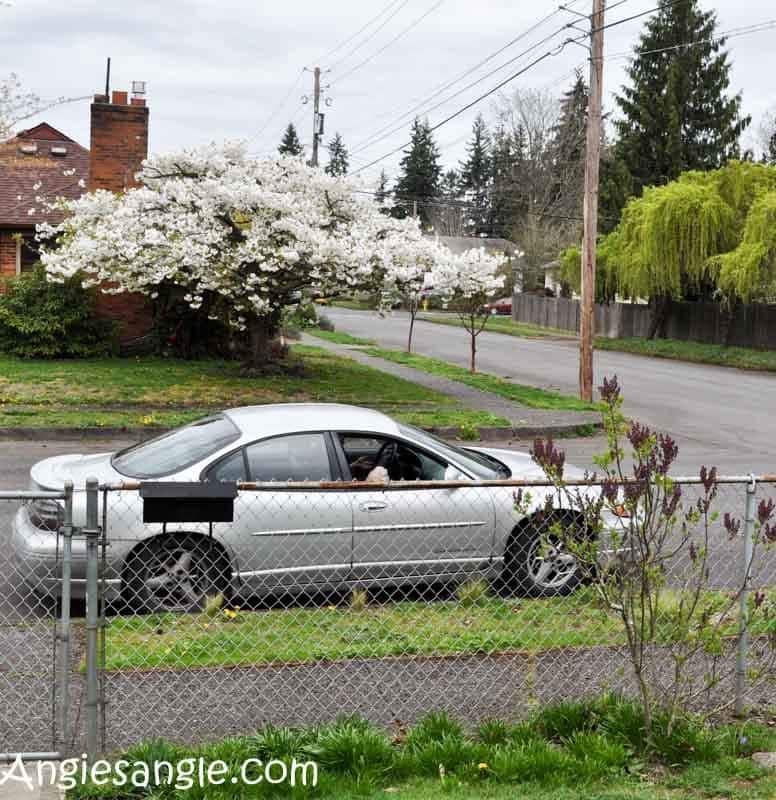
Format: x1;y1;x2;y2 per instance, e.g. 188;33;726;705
123;534;231;613
501;513;584;598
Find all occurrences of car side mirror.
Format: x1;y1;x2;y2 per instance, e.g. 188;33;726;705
444;466;466;481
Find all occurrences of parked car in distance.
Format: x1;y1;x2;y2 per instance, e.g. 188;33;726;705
483;296;512;315
14;404;627;613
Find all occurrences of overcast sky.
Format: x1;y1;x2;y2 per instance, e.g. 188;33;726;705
3;0;775;188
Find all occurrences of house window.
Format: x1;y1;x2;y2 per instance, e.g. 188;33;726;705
16;236;39;274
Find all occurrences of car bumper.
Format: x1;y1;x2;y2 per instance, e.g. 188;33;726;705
12;505;121;602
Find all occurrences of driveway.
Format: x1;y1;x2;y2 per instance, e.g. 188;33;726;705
324;308;776;475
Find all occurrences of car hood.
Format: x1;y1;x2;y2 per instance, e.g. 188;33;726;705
466;446;588;481
30;452;121;491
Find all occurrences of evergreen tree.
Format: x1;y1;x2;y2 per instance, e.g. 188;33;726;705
440;168;461;199
489;123;522;237
325;132;349;176
374;169;391;214
768;132;776;166
459;114;491;235
549;71;588;217
614;0;750;196
278;123;303;157
394;117;442;223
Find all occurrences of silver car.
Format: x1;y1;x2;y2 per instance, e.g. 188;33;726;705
13;403;620;611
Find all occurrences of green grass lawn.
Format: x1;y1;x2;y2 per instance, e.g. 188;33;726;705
363;348;598;413
306;328;376;346
595;336;776;372
0;344;508;431
102;589;621;671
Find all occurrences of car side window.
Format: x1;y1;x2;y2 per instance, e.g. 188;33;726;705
245;433;332;482
339;434;447;481
206;449;247;482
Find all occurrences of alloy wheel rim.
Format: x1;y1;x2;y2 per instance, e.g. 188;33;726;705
527;537;578;589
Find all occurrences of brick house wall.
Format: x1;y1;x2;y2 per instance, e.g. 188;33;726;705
0;231;17;277
89;91;153;341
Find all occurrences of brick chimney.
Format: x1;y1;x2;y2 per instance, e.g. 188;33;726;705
89;86;149;192
89;85;153;342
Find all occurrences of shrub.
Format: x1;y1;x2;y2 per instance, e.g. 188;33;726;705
532;699;600;741
307;717;394;776
317;313;335;331
404;711;464;752
0;265;117;357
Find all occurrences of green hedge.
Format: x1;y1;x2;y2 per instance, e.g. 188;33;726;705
0;264;117;358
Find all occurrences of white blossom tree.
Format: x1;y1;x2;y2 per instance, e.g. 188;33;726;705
39;143;458;370
381;237;451;353
431;247;505;372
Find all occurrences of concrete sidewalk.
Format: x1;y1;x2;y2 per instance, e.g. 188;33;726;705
0;766;62;800
303;335;600;438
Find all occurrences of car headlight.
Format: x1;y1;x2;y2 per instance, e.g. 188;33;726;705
28;499;65;531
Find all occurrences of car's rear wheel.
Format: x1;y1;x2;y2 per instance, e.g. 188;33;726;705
502;513;584;598
124;535;230;613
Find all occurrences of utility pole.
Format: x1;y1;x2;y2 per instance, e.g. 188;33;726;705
311;66;321;167
579;0;605;402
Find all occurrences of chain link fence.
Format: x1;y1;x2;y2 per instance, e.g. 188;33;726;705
1;476;775;760
0;489;67;759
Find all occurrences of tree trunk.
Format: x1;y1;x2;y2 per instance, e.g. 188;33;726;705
647;294;671;340
720;298;737;347
246;313;283;371
407;302;417;353
470;332;476;373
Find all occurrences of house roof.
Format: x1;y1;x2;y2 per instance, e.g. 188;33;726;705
434;235;519;257
0;123;89;229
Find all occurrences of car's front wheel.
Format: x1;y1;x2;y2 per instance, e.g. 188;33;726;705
124;535;230;613
502;514;584;598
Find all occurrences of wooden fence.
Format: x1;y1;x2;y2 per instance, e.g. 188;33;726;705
512;294;776;349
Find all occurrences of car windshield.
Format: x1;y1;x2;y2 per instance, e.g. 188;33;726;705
398;424;509;479
112;416;241;479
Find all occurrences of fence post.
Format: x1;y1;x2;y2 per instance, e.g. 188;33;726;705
57;480;74;754
84;477;100;762
735;475;757;717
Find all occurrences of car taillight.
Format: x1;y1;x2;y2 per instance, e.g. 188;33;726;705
28;499;65;531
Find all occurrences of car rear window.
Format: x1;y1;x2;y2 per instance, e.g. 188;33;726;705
112;416;241;479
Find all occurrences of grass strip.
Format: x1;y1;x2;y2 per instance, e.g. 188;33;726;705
363;348;598;412
103;589;620;671
306;328;376;346
0;345;508;431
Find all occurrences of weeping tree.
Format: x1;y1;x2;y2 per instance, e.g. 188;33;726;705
561;161;776;338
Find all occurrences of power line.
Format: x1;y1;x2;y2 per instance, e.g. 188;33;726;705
330;0;447;86
349;23;577;158
316;0;406;65
327;0;412;75
248;68;306;146
348;2;586;153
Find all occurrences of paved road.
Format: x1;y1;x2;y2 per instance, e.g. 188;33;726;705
325;308;776;475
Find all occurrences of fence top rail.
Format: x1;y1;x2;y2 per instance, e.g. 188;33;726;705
0;489;66;501
99;474;776;493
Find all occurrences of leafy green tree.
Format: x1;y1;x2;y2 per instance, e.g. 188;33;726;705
394;117;442;223
278;123;303;157
614;0;750;198
459;114;491;235
561;162;776;336
325;132;349;176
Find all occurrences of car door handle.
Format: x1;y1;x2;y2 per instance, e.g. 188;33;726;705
360;501;387;512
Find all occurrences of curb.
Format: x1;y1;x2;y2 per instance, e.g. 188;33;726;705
0;421;601;443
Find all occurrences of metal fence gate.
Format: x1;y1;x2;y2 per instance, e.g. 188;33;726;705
0;487;70;760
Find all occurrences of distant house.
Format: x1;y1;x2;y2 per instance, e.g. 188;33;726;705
0;88;153;340
0;123;89;277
